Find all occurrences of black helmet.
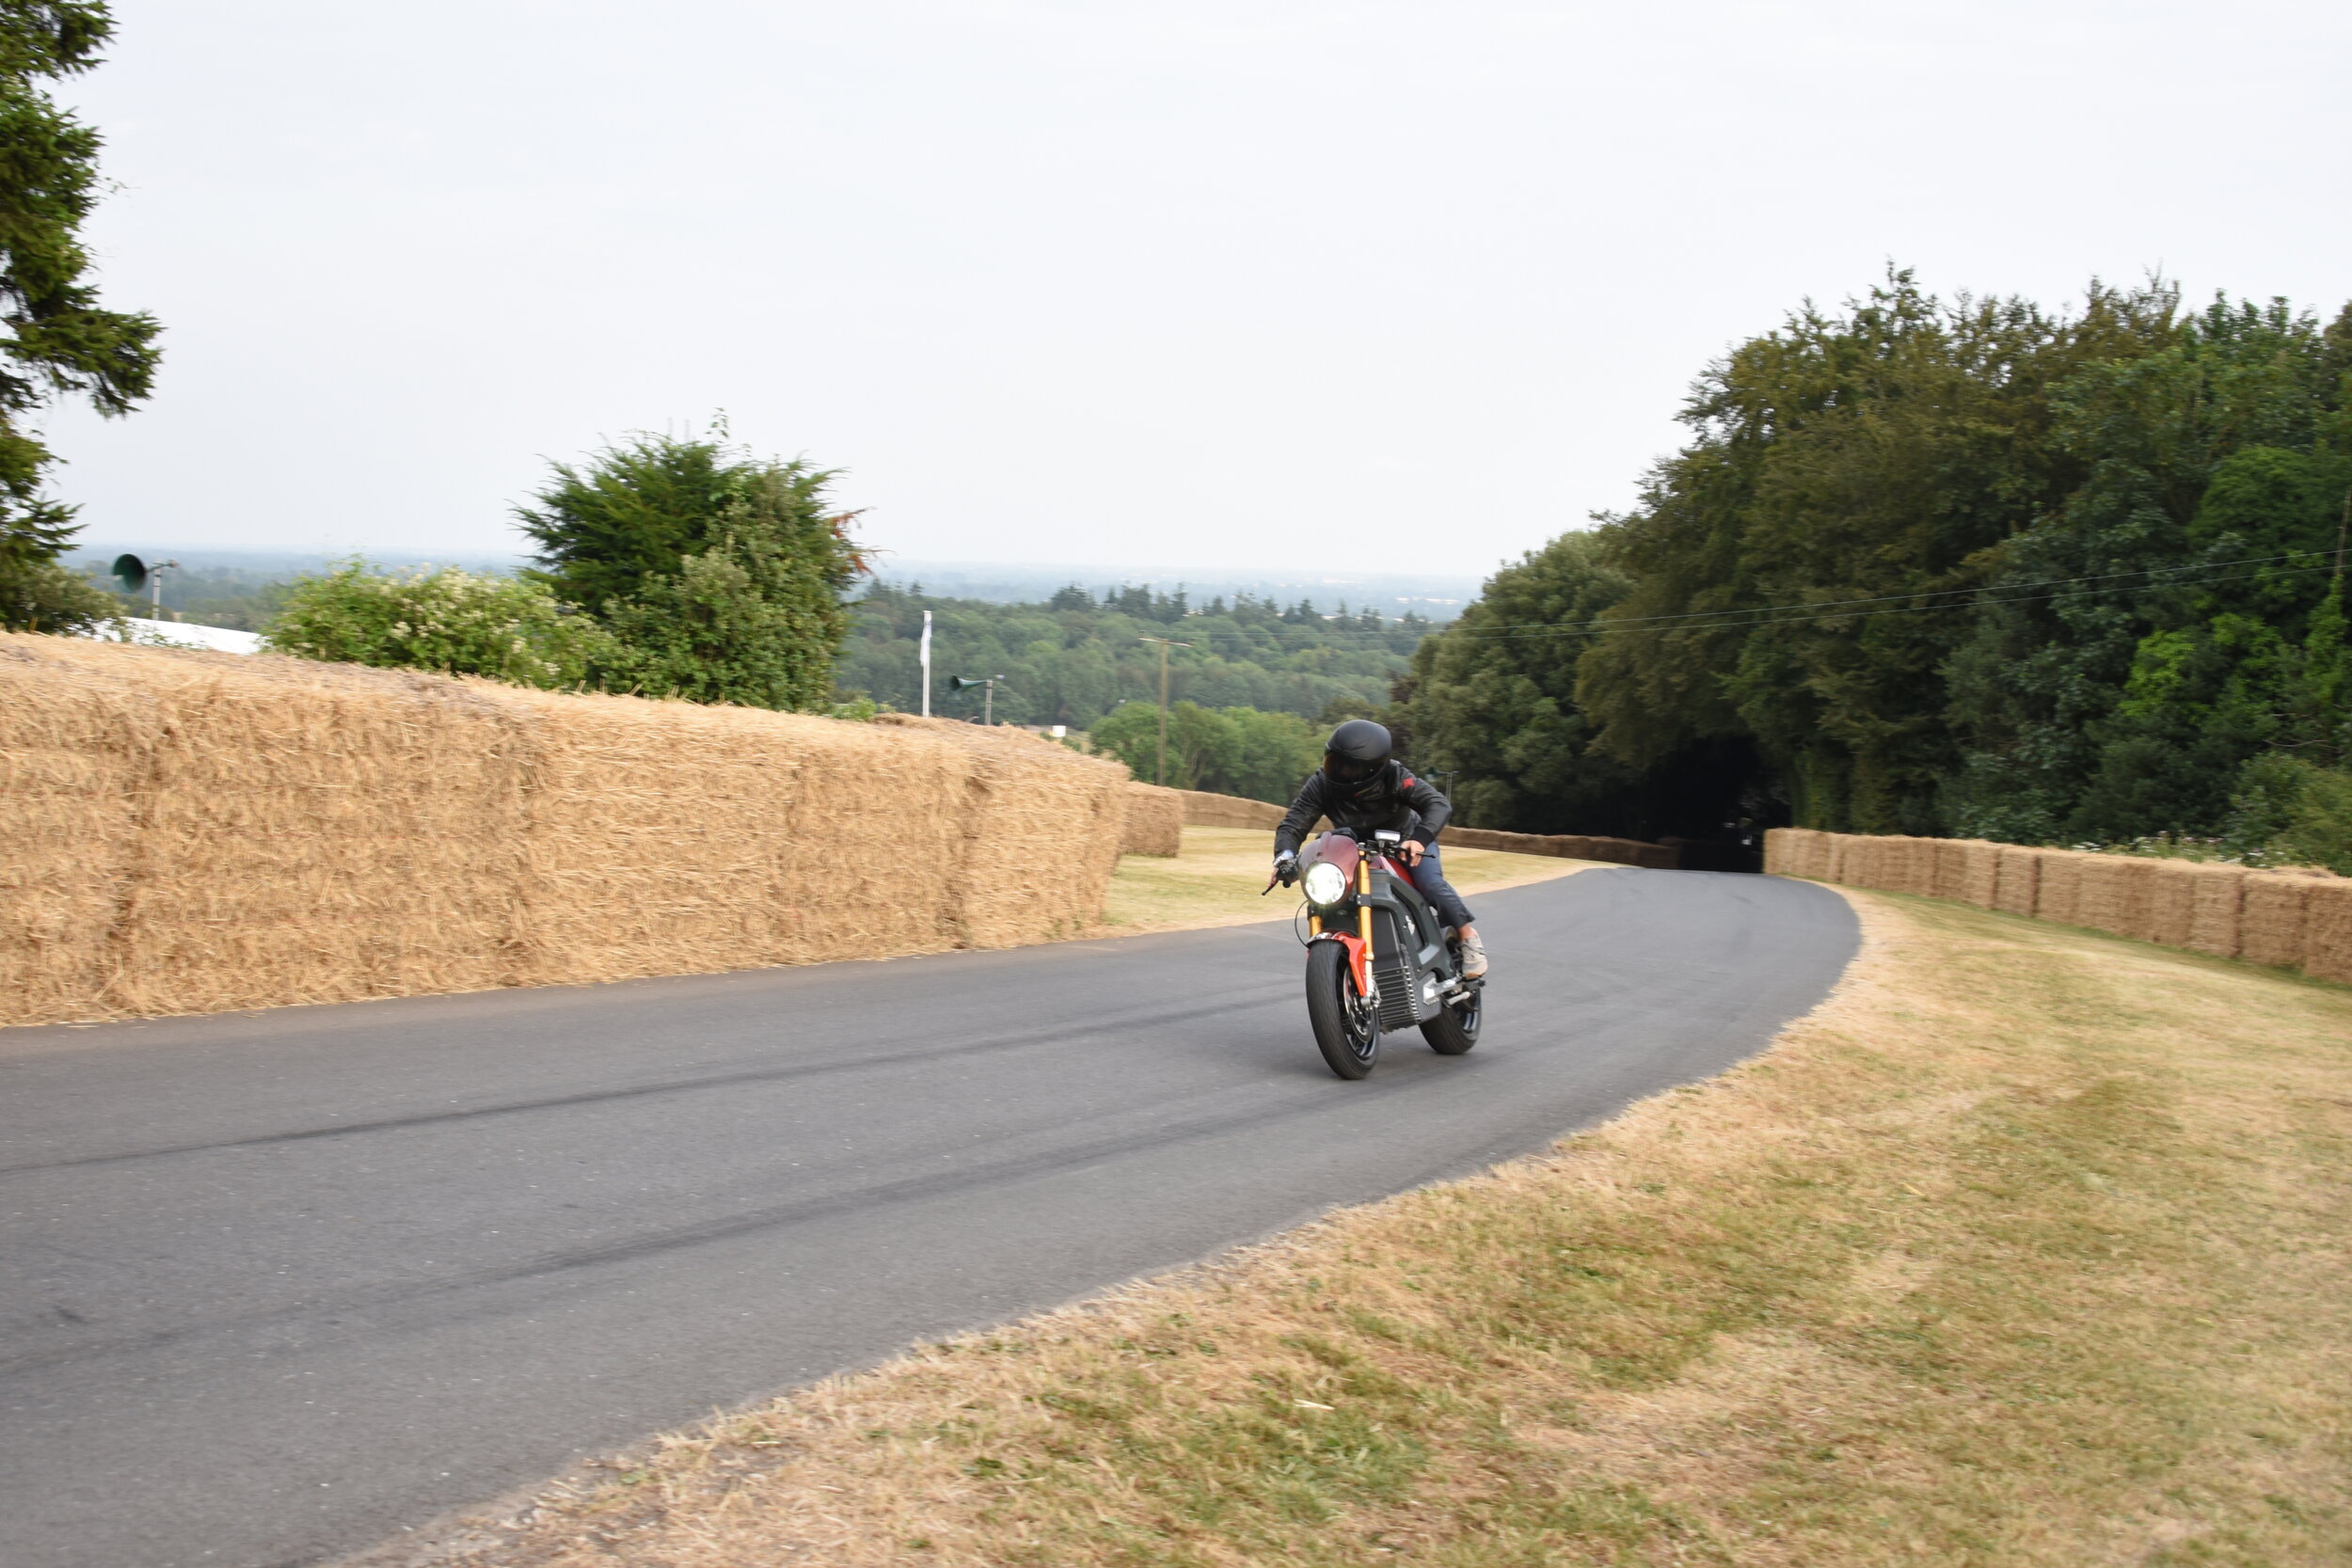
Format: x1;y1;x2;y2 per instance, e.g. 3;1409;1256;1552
1323;719;1392;788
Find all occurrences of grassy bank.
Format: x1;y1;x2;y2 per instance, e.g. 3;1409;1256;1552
1100;825;1593;933
383;888;2350;1567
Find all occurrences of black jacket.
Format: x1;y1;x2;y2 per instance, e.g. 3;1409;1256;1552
1274;761;1453;857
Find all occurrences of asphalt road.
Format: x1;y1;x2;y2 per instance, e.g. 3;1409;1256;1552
0;868;1856;1568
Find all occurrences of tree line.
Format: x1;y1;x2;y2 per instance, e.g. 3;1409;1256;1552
1400;273;2351;870
840;581;1427;730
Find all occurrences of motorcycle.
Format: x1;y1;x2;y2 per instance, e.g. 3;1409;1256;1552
1270;828;1484;1079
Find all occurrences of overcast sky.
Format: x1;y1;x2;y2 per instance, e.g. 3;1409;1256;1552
43;0;2352;578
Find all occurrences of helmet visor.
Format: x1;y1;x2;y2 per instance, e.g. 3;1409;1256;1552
1324;750;1381;785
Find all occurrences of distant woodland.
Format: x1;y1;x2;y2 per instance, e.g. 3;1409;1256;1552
838;580;1433;730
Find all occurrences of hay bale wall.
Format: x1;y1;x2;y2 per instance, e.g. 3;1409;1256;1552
1120;784;1185;857
1174;789;1288;830
1783;825;2348;982
1165;788;1683;869
0;636;1128;1028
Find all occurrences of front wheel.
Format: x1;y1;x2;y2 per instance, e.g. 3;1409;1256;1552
1305;940;1379;1080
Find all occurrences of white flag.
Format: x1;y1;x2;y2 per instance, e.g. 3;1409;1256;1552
918;610;932;717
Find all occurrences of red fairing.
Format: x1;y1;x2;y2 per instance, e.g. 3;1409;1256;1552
1314;930;1371;994
1299;831;1360;881
1376;855;1412;880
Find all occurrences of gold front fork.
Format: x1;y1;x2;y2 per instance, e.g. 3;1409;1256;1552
1357;857;1375;947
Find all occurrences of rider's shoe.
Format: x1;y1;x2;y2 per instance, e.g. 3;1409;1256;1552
1457;929;1488;979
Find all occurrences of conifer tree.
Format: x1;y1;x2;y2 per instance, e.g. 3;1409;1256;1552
0;0;162;632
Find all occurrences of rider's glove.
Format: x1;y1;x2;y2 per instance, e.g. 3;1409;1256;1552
1273;850;1298;886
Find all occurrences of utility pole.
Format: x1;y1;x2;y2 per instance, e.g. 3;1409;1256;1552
1137;636;1191;786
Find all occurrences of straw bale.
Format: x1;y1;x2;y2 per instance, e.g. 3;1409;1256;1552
1765;827;1829;879
1952;841;2001;909
2238;873;2312;971
2183;863;2246;958
1852;836;1911;892
5;638;533;1021
1992;846;2042;916
1931;840;1972;901
1796;828;1834;880
874;717;1126;949
2035;850;2086;927
2301;878;2352;984
508;692;927;986
2074;855;2155;942
0;641;155;1025
1902;837;1943;896
1765;827;1801;878
1823;832;1851;885
2139;861;2199;949
1120;783;1184;857
1885;836;1931;894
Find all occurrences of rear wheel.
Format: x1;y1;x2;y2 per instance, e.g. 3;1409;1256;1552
1305;940;1379;1080
1422;942;1482;1055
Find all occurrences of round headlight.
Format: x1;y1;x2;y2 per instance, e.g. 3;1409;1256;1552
1302;860;1349;909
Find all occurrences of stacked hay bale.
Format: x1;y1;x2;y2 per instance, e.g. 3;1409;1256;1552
1993;846;2042;916
2074;854;2156;940
2306;879;2352;984
1173;789;1286;830
1770;821;2349;984
20;640;532;1016
2238;872;2313;971
1119;783;1185;857
2034;849;2086;927
874;716;1127;949
2184;863;2247;958
0;644;154;1022
2139;861;2200;949
0;635;1130;1029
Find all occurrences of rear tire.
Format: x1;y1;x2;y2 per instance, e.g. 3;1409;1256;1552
1305;940;1379;1080
1422;954;1482;1054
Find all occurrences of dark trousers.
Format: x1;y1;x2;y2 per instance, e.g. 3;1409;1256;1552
1410;846;1475;930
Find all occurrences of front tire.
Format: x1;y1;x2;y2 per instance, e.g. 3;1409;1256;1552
1305;940;1379;1080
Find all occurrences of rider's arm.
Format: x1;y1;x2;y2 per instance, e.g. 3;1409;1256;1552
1273;773;1329;858
1400;769;1452;843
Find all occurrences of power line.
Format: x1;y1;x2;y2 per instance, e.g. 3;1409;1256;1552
1438;553;2340;643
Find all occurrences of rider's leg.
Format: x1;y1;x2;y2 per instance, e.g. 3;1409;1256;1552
1410;848;1487;976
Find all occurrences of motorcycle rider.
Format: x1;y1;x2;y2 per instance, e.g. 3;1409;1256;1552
1273;720;1487;979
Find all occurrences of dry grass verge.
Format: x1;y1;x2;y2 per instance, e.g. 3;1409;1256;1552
377;890;2352;1566
1100;827;1595;934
